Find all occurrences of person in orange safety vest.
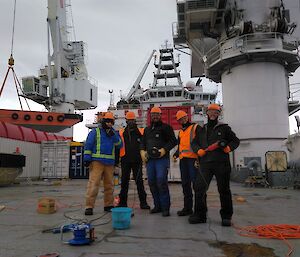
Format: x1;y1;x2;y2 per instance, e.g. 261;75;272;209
173;110;199;217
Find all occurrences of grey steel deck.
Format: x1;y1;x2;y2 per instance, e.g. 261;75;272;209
0;178;299;257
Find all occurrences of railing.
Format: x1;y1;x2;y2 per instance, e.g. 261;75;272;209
290;83;300;101
116;104;141;110
186;0;218;10
205;32;300;68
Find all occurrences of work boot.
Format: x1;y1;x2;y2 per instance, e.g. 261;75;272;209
188;214;206;224
140;203;150;210
104;206;114;212
150;207;162;214
84;208;93;216
162;210;170;217
221;219;232;227
177;208;193;216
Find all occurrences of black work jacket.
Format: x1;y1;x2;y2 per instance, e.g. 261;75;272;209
191;122;240;163
140;121;177;159
122;127;143;163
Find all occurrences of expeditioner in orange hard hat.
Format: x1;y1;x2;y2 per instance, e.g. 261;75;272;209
103;112;115;120
190;103;240;226
83;111;122;216
140;106;177;217
207;103;221;112
173;110;198;216
117;111;150;209
150;106;162;114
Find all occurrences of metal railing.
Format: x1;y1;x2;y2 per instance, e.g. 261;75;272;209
205;32;300;68
186;0;218;10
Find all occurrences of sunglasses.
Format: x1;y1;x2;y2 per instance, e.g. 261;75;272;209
104;119;114;123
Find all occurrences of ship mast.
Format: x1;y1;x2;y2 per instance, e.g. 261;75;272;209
152;40;183;88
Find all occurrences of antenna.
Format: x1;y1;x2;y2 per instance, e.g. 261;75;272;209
109;90;114;108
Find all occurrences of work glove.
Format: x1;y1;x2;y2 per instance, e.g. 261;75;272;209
84;161;91;167
172;155;178;162
223;146;231;153
140;150;148;163
159;148;166;158
197;149;206;157
106;129;115;137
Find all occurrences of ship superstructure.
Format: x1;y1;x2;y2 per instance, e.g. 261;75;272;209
108;42;218;130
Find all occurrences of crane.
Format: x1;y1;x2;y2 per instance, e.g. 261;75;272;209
124;50;156;102
21;0;98;114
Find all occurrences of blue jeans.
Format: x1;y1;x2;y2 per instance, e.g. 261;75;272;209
179;158;197;211
146;157;170;211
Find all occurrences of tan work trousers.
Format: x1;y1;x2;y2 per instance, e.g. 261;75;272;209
85;161;114;208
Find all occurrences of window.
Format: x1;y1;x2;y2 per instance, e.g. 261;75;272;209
90;89;93;101
158;91;165;97
203;94;208;100
190;94;195;100
150;91;157;98
166;91;174;97
175;90;182;97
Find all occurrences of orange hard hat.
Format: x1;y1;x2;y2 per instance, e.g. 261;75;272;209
207;104;221;112
103;112;115;120
176;110;188;121
125;111;136;120
150;107;162;114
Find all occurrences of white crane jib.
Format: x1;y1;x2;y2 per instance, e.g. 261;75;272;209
46;0;97;113
125;50;156;102
22;0;97;114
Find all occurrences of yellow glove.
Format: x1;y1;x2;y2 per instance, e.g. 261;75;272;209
140;150;148;163
197;149;206;157
223;146;231;153
159;148;166;158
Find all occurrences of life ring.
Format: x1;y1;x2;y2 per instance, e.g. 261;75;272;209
57;115;65;122
47;115;54;122
24;114;31;121
11;113;19;120
36;114;43;121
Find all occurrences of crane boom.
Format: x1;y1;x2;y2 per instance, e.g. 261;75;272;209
125;50;156;101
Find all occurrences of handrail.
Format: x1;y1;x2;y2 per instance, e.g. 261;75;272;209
186;0;218;10
204;32;300;68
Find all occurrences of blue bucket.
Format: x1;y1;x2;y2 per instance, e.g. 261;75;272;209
111;207;132;230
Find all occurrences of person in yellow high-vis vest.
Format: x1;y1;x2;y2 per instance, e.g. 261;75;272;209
83;112;122;216
118;112;150;209
173;110;198;217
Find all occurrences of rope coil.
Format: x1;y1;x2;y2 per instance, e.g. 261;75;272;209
235;224;300;257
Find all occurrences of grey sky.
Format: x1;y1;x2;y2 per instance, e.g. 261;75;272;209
0;0;300;140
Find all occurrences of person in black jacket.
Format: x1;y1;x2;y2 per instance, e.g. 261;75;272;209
190;104;240;226
140;107;177;217
118;111;150;209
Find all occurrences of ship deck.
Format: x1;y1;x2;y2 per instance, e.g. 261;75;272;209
0;175;299;257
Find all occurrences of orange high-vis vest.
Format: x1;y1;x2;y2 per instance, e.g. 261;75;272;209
119;127;144;158
178;124;198;159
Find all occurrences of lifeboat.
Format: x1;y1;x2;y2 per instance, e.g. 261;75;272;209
0;109;83;133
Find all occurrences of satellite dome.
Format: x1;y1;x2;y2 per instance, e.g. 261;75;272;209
185;81;196;90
